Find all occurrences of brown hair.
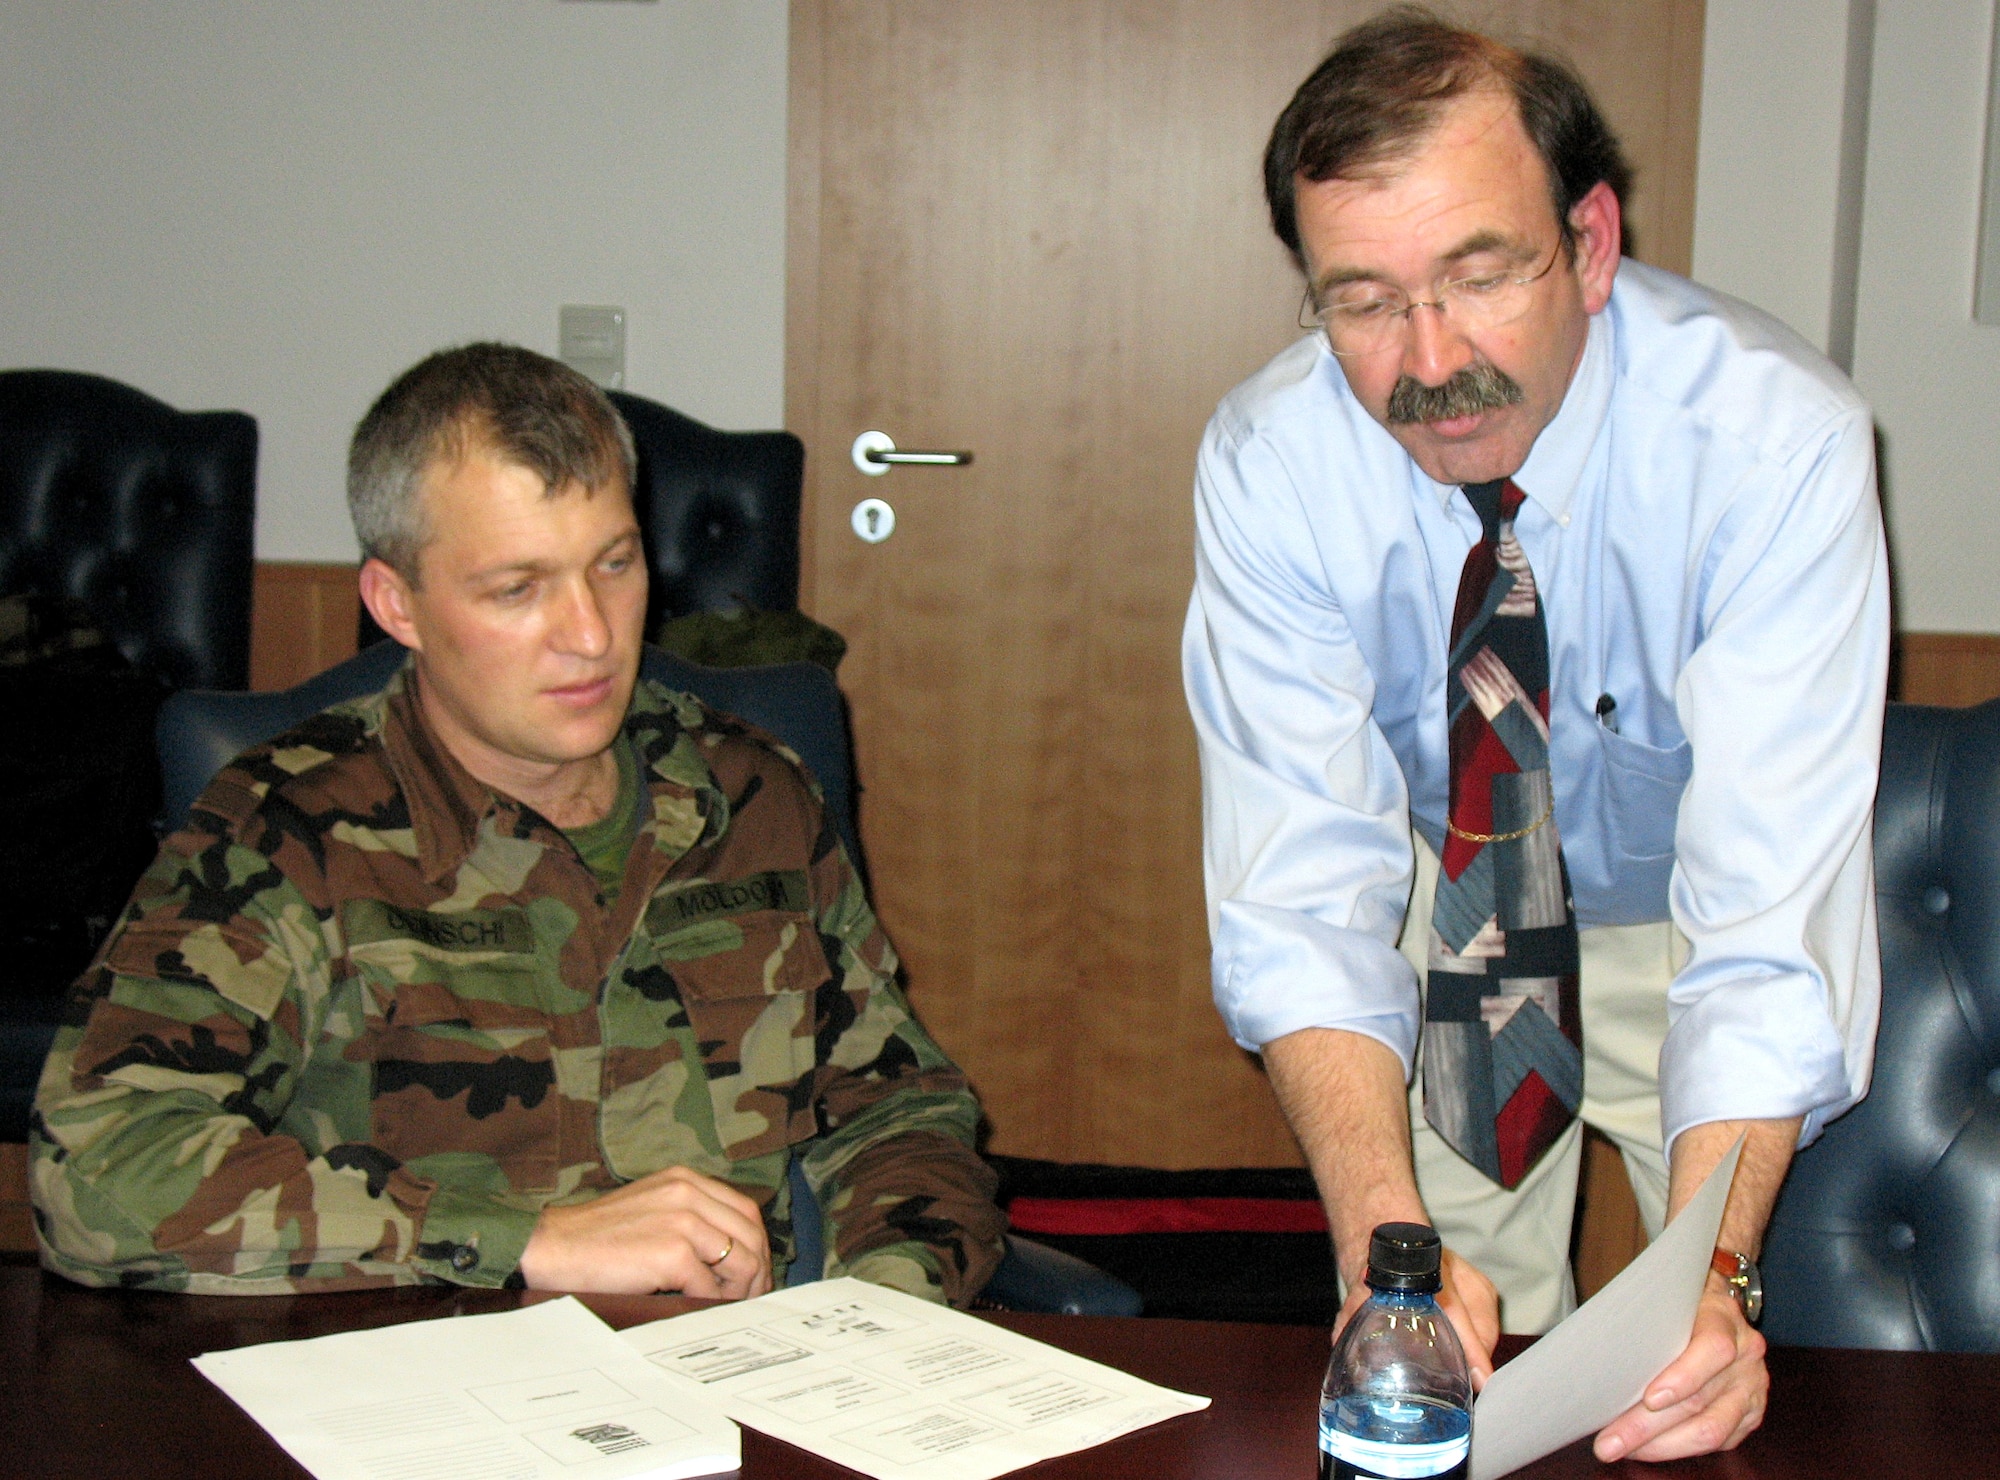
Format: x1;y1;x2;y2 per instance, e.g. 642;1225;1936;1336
347;342;636;580
1263;6;1631;267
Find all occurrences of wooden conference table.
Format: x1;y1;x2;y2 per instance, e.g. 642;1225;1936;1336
0;1258;1992;1480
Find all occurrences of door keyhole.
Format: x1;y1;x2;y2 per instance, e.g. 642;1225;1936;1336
851;497;896;544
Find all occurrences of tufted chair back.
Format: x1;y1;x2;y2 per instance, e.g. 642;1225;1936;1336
607;390;803;623
1761;699;2000;1350
356;390;802;648
0;370;256;689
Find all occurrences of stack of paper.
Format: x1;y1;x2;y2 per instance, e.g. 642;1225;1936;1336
195;1296;738;1480
620;1279;1210;1480
194;1144;1740;1480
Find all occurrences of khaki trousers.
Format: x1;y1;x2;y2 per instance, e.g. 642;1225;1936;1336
1396;835;1681;1334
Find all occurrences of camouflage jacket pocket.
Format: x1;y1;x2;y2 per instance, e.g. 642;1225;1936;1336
105;914;294;1023
648;901;826;1161
350;972;562;1194
645;870;824;1006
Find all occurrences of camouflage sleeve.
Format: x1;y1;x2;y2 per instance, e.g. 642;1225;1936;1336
29;829;542;1293
796;838;1006;1307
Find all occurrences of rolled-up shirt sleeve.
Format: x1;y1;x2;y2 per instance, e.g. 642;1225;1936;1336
1183;417;1424;1066
1663;404;1889;1151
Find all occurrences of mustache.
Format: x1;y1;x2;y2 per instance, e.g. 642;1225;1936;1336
1386;361;1524;425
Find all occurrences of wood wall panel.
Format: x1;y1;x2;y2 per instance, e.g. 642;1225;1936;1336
251;562;360;691
0;1143;31;1255
1574;1133;1648;1299
1895;632;2000;707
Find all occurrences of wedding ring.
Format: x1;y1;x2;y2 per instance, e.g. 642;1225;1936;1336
705;1236;734;1267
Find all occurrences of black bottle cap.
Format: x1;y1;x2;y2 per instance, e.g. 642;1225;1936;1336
1366;1222;1443;1293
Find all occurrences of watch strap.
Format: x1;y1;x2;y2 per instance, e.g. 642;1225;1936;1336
1709;1246;1761;1322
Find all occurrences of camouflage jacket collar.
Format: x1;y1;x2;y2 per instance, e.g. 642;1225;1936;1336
373;657;732;887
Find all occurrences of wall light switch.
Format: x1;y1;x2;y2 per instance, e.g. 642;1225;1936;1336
559;305;626;388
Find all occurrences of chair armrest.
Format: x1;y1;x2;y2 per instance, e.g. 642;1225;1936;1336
0;1017;61;1141
981;1236;1144;1317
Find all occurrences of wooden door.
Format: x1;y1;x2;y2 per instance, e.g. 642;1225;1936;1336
787;1;1705;1167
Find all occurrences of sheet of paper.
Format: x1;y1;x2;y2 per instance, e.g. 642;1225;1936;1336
1469;1136;1744;1480
619;1277;1208;1480
193;1295;738;1480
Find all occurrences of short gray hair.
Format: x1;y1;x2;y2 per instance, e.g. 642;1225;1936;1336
347;342;637;579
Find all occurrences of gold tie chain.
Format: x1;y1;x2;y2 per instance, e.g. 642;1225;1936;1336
1444;791;1555;844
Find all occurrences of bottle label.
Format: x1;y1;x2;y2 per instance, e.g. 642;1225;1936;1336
1319;1427;1470;1479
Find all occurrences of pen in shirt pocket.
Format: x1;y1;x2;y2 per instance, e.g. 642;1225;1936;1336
1595;693;1619;734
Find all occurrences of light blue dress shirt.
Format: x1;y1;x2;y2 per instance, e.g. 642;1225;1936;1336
1183;260;1888;1151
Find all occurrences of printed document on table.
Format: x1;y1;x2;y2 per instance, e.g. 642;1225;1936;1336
193;1295;738;1480
1469;1137;1745;1480
620;1277;1209;1480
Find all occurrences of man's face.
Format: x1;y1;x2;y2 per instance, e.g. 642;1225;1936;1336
365;444;647;789
1294;87;1619;486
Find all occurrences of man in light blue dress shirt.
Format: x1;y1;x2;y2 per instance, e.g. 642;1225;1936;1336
1183;13;1887;1464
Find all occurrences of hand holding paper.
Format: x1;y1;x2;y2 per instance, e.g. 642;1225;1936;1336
1596;1274;1768;1463
1594;1119;1792;1464
1468;1136;1745;1480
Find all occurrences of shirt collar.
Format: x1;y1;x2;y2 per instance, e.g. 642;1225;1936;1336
377;659;730;885
1421;304;1614;527
1514;305;1612;526
378;663;492;884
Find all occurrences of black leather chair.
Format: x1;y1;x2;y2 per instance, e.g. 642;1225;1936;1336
608;390;803;624
0;369;256;690
153;644;1140;1316
1762;699;2000;1350
0;370;257;1142
357;391;804;647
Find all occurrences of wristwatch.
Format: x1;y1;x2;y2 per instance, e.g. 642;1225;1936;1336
1710;1247;1763;1323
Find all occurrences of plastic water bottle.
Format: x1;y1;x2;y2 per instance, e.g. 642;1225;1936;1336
1319;1222;1473;1480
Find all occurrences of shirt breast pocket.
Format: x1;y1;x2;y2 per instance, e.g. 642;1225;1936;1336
350;956;561;1193
658;909;828;1160
1597;726;1693;864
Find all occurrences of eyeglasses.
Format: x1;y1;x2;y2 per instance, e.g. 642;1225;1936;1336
1299;241;1565;358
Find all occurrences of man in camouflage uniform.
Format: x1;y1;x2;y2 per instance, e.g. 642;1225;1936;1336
30;343;1006;1304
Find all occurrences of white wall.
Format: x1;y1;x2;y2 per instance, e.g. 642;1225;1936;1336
1847;1;2000;631
12;3;2000;625
0;1;790;563
1692;1;1871;363
1695;0;2000;632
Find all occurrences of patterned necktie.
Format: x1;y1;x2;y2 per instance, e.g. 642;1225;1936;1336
1420;478;1582;1190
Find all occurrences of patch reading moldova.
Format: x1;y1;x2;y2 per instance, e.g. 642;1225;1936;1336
645;871;811;933
344;899;536;955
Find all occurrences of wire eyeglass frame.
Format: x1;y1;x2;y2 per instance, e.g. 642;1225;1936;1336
1298;239;1566;358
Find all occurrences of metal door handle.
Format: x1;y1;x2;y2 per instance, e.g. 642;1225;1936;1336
852;430;974;476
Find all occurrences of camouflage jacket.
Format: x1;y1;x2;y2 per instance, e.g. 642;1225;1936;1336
31;667;1004;1303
